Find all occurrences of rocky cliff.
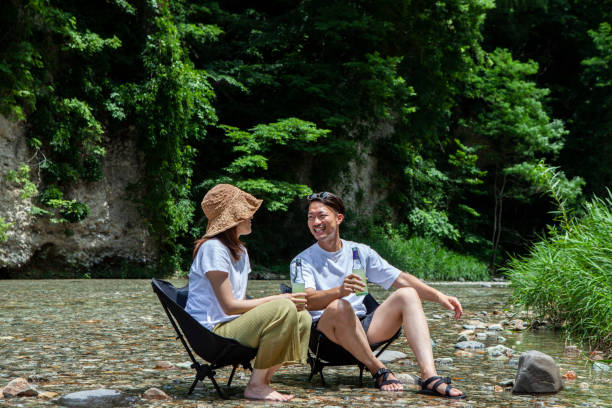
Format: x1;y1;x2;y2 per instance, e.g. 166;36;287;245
0;115;157;276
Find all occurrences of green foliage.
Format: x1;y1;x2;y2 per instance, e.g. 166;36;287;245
506;192;612;349
0;217;12;242
360;223;489;281
5;163;38;199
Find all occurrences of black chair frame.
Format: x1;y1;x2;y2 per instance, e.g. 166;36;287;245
151;279;257;399
280;283;401;387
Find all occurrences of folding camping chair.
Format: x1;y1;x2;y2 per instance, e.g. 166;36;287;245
280;283;401;386
151;278;257;399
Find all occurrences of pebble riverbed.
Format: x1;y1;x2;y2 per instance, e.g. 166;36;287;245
1;279;610;407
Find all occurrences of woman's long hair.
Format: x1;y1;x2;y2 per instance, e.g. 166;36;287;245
193;226;244;261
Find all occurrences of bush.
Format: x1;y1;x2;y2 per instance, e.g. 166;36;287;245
505;192;612;349
357;224;489;281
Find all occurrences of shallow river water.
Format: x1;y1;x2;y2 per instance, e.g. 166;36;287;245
1;279;610;407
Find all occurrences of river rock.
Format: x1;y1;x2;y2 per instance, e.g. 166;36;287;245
395;373;420;386
510;319;526;331
509;358;519;367
462;324;476;330
143;388;171;400
2;377;38;398
593;362;610;372
457;333;471;342
378;350;408;363
38;391;60;399
487;345;514;360
512;350;563;394
434;357;453;366
27;374;49;383
488;324;503;331
455;341;485;349
579;382;589;390
500;379;514;387
55;388;132;407
154;361;177;370
476;333;488;340
480;282;492;288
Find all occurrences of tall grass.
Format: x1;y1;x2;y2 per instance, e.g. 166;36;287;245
505;192;612;349
358;225;490;281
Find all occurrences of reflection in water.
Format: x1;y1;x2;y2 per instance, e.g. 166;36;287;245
0;280;610;407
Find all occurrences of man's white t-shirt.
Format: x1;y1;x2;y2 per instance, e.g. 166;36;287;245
291;239;401;320
185;238;250;331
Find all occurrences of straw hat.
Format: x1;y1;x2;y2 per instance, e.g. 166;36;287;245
201;184;263;238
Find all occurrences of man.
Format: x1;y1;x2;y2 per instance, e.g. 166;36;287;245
292;191;466;399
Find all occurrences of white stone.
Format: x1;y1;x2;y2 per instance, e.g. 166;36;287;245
377;350;408;363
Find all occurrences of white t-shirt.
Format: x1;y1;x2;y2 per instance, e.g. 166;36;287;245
291;239;401;320
185;238;250;331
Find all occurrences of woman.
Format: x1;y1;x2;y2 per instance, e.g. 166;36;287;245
185;184;311;402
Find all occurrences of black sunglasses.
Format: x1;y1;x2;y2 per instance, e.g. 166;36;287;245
307;192;331;201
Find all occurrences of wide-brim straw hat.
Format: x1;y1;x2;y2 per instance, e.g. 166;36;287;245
201;184;263;238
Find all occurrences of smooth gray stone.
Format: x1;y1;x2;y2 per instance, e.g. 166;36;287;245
396;373;420;386
593;362;610;372
481;282;492;288
454;341;485;349
500;379;514;387
377;350;408;363
55;388;133;407
434;357;453;366
456;333;470;342
462;324;476;330
512;350;563;394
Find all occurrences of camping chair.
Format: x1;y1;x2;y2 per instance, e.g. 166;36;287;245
280;283;401;386
151;278;257;399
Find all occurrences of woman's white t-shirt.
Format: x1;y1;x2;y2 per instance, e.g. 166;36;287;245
185;238;250;331
291;239;401;321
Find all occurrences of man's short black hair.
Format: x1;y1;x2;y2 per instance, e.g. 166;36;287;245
307;192;346;215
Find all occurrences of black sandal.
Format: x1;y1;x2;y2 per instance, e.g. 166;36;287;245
372;368;403;391
418;375;467;399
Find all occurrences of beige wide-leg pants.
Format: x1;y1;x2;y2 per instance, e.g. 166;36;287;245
213;298;311;369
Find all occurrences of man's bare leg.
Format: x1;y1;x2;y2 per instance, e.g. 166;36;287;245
316;299;403;391
244;366;293;401
366;287;463;397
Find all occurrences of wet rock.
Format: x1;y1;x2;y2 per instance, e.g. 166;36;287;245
143;388;171;400
494;385;503;392
395;373;420;386
55;388;132;407
153;361;177;370
488;324;503;331
593;362;610;372
476;333;488;340
487;345;514;360
499;379;514;387
562;370;577;380
175;362;192;369
481;283;492;288
512;350;563;394
456;333;471;342
434;357;453;366
462;324;476;330
38;391;60;399
510;319;526;331
27;374;49;383
432;314;442;319
454;341;485;349
509;358;520;367
2;377;38;398
564;345;581;357
378;350;408;363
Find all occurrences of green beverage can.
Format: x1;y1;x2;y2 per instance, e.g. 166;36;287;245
292;258;306;294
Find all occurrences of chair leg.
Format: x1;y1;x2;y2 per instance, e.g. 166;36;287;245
209;374;226;399
359;364;364;387
227;364;237;387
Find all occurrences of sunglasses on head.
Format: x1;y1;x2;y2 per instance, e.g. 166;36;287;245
307;192;331;201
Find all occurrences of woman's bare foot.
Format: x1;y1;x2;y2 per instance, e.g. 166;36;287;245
244;383;294;401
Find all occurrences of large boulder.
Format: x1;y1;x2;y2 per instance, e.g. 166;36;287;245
513;350;563;394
